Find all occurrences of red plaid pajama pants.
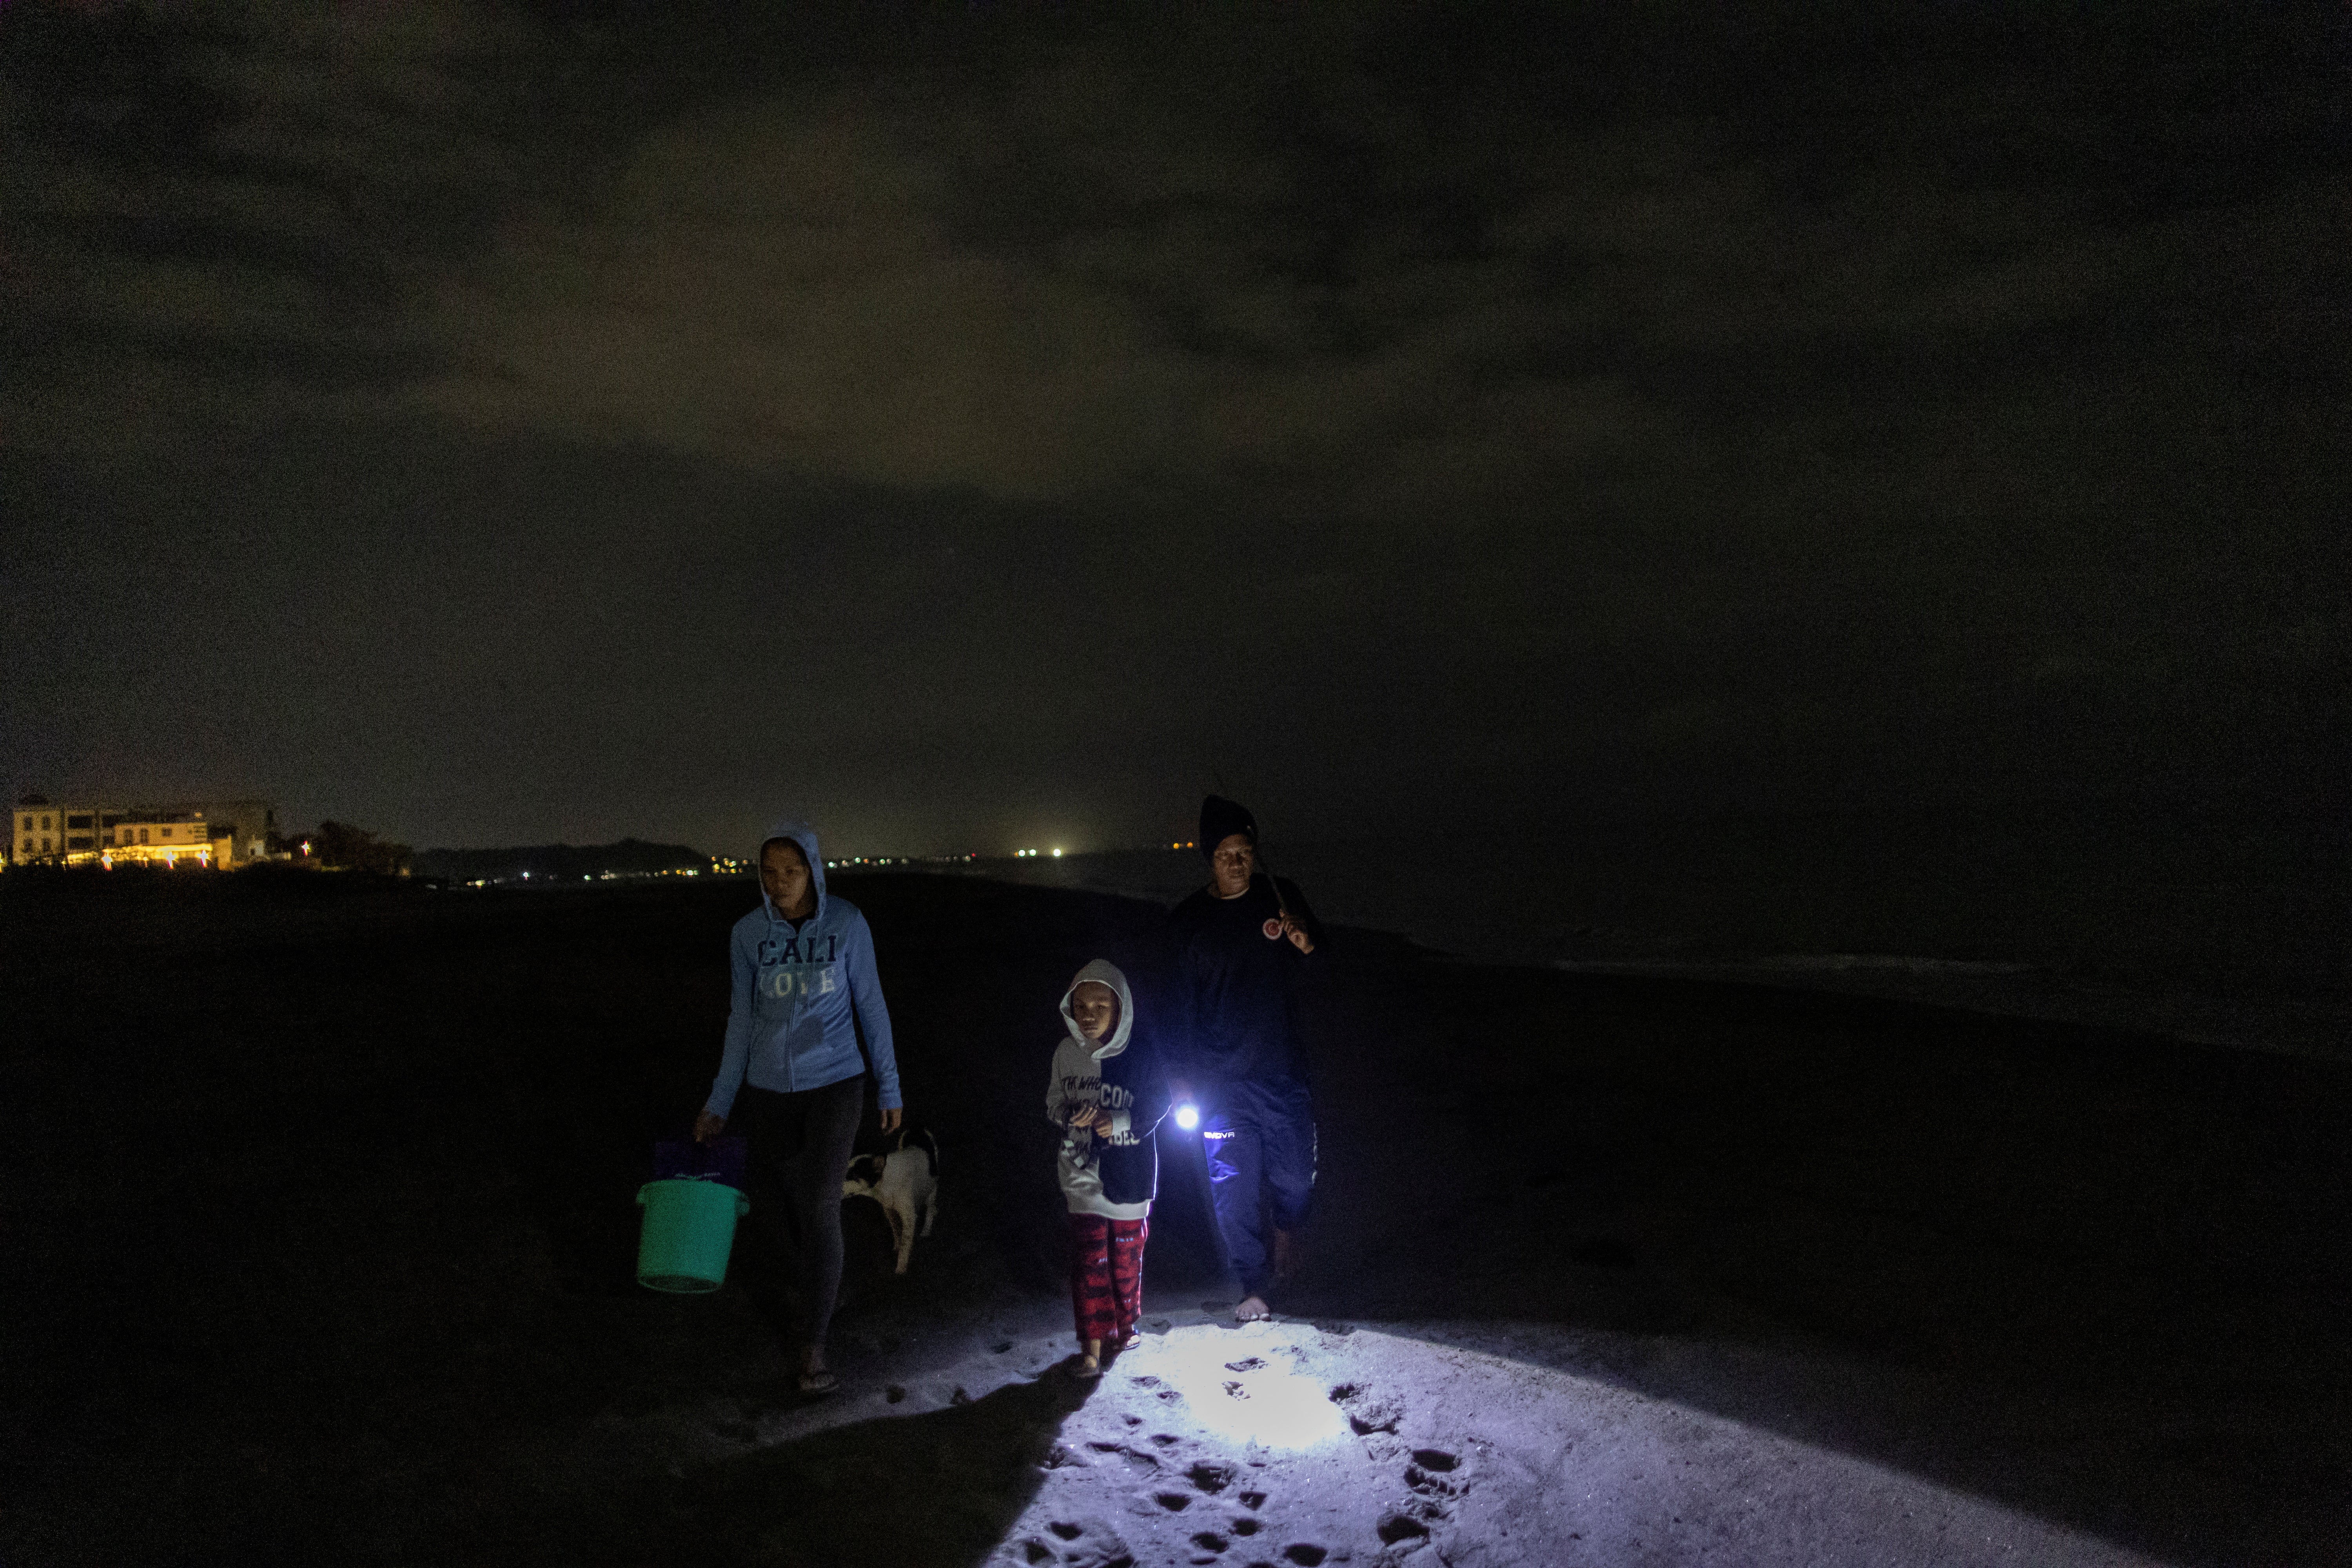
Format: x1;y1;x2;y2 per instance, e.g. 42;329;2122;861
1068;1214;1149;1345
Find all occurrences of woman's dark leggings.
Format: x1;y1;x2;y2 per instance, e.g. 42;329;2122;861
730;1074;864;1350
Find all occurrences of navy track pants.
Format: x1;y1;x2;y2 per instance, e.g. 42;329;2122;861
1200;1075;1316;1300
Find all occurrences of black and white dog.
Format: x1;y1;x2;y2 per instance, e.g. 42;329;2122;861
841;1128;939;1275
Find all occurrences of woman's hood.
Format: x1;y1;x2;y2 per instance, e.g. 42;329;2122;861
1059;958;1135;1059
758;819;827;922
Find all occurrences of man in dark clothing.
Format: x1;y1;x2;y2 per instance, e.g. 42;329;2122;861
1167;795;1326;1322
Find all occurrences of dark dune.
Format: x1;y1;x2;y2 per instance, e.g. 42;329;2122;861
1;871;2346;1565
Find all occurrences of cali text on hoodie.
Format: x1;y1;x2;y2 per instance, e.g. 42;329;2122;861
1045;959;1170;1220
704;820;901;1120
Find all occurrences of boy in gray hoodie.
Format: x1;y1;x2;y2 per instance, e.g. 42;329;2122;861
1045;960;1171;1377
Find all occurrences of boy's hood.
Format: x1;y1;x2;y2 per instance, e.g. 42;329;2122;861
1059;958;1135;1060
757;819;828;923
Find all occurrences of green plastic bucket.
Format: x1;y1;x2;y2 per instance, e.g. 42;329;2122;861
635;1178;750;1293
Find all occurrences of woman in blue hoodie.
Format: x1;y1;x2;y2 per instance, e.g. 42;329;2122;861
694;822;903;1397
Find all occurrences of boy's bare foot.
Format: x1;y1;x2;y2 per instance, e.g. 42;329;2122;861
1234;1295;1273;1323
797;1345;838;1397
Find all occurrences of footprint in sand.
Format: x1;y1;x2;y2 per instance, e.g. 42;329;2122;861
1224;1356;1267;1373
1019;1517;1132;1568
1404;1446;1468;1528
1325;1381;1401;1435
1280;1545;1328;1566
1238;1490;1268;1510
1155;1491;1195;1512
1085;1440;1158;1476
1405;1448;1465;1499
1376;1510;1433;1547
1185;1461;1236;1494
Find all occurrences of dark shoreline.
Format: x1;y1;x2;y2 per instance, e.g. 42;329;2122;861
5;872;2348;1564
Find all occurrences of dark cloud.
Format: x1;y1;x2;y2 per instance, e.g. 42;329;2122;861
4;1;2348;852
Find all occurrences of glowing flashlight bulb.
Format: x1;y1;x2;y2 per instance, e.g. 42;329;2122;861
1174;1103;1200;1131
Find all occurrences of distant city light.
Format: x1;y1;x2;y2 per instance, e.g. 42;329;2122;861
1051;848;1063;858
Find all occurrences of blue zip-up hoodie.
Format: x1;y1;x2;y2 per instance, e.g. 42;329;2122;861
703;820;901;1120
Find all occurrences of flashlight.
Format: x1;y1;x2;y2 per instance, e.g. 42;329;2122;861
1174;1103;1200;1131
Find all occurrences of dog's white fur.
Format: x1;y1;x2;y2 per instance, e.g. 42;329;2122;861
841;1129;938;1275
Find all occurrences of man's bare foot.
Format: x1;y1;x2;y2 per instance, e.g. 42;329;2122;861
1069;1339;1104;1380
1234;1294;1273;1323
796;1345;837;1396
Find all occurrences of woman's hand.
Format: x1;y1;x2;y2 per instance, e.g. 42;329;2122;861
880;1107;903;1136
1078;1107;1114;1134
693;1110;726;1145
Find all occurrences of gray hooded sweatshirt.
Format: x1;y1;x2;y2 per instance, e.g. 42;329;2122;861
1045;959;1169;1220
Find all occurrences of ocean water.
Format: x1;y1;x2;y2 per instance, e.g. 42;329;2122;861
944;805;2351;1058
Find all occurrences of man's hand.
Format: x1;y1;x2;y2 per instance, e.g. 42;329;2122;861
693;1110;726;1145
1279;913;1315;954
1074;1107;1114;1134
880;1107;903;1136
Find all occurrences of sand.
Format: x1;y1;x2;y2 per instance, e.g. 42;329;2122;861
2;871;2347;1565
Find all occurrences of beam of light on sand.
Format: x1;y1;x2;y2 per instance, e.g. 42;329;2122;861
1136;1327;1352;1449
1017;1323;2174;1566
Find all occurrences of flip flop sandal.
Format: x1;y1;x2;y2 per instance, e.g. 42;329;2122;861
1068;1356;1103;1381
797;1369;840;1398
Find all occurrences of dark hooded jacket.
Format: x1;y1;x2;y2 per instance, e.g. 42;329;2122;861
1167;871;1324;1087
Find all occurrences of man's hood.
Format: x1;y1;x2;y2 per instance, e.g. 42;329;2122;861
758;819;827;922
1059;958;1135;1060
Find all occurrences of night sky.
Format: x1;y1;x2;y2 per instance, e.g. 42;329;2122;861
5;1;2347;857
